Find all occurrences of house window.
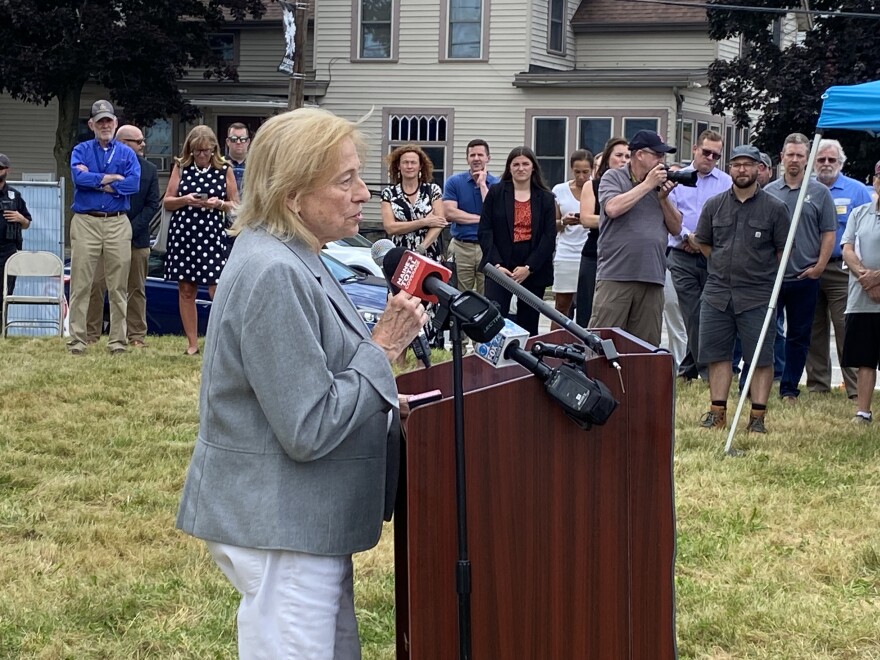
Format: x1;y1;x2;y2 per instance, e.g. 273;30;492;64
208;33;236;64
448;0;483;59
533;117;567;186
387;113;451;187
678;119;694;157
622;117;660;141
360;0;393;59
144;119;173;173
548;0;565;54
577;118;612;157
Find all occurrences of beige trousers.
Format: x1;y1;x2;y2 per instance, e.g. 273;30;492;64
87;246;150;342
448;238;484;294
68;213;131;351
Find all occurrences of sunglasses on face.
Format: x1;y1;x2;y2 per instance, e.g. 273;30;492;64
194;149;214;156
227;136;250;144
124;138;146;145
700;148;722;161
817;157;839;164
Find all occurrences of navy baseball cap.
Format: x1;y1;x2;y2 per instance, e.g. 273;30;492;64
628;130;676;154
729;145;762;162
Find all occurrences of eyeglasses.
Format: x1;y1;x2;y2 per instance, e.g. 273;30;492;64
123;138;145;145
194;149;214;156
700;148;723;161
227;136;250;144
817;157;839;164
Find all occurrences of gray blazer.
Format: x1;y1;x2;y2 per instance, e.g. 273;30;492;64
176;229;400;555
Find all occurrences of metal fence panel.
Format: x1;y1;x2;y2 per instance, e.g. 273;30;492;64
4;180;66;336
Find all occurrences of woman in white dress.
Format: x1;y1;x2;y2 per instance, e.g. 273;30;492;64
550;149;593;326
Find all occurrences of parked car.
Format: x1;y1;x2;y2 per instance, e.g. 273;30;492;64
323;233;383;277
67;250;388;336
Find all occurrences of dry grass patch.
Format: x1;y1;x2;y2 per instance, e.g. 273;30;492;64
0;337;878;658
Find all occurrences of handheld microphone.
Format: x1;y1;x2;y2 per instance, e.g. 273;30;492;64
383;248;504;343
386;247;456;305
370;239;431;368
482;263;621;366
474;319;531;369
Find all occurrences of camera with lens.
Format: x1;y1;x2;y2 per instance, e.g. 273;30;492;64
663;166;698;187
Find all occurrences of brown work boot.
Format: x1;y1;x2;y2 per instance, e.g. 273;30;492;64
700;405;726;430
746;410;767;434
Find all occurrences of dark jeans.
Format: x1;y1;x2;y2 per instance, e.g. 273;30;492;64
575;253;597;328
777;278;821;398
668;249;709;380
0;244;17;309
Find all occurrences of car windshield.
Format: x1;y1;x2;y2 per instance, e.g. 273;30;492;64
332;234;372;249
320;253;360;283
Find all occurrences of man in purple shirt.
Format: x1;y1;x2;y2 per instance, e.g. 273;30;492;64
67;100;140;355
667;130;732;381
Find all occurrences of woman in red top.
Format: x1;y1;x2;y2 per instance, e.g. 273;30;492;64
479;146;556;335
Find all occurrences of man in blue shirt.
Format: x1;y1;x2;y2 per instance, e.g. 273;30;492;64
443;139;499;294
807;139;872;399
68;99;141;355
668;129;732;381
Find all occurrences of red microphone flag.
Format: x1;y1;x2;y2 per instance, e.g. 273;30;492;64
390;251;452;304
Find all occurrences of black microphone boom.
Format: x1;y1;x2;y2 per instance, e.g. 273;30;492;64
482;263;620;363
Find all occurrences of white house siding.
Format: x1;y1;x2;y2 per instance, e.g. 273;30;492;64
237;26;303;81
575;31;715;69
715;36;740;62
0;96;59;177
529;0;577;71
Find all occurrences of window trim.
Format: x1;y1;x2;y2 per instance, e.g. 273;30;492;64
351;0;400;63
547;0;566;56
525;109;669;169
439;0;491;63
381;107;455;185
532;116;569;185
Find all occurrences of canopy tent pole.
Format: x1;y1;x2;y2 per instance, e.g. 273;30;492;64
724;131;824;455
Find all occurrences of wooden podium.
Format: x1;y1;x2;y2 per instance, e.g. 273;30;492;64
393;328;676;659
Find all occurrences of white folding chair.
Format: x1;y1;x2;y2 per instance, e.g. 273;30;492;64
2;251;65;337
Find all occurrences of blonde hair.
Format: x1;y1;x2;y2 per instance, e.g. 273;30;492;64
175;125;226;170
230;108;365;250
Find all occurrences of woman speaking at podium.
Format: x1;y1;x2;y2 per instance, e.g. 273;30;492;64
175;108;427;659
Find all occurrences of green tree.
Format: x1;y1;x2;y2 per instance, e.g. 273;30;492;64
0;0;267;224
707;0;880;179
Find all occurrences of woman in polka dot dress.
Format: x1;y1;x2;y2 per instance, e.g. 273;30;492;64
163;125;240;355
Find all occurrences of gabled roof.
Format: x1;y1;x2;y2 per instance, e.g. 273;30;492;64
571;0;708;33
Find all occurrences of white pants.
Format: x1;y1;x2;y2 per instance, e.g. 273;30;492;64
663;267;687;370
206;541;361;660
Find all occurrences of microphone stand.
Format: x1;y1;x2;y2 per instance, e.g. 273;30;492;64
433;302;473;660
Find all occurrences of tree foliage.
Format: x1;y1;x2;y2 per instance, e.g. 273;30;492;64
707;0;880;179
0;0;268;123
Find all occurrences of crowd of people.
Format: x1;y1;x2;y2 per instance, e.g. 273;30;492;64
61;100;249;355
4;101;880;656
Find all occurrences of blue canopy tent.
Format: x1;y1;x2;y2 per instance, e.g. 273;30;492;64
726;79;880;454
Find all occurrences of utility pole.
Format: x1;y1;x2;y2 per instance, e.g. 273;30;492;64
286;2;309;110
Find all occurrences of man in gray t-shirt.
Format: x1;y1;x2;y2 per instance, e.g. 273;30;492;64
840;162;880;424
764;133;837;403
589;130;682;346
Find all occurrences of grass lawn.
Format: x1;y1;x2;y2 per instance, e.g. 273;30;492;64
0;335;878;659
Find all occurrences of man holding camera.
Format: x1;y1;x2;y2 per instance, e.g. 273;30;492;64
589;130;682;346
0;153;32;308
67;100;140;355
667;130;732;382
